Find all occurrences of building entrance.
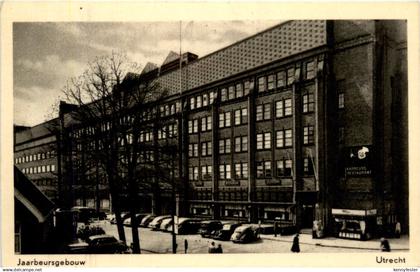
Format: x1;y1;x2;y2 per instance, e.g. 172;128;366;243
301;205;314;229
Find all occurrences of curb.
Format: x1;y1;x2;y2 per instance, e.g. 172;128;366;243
262;236;409;251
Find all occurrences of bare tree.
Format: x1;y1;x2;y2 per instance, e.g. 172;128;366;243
60;52;178;253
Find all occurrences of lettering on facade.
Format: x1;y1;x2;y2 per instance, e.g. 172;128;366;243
265;179;281;185
345;145;372;176
225;180;240;186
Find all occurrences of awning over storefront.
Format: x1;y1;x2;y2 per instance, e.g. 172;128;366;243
332;208;377;217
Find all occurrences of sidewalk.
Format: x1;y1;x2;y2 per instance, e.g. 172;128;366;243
260;233;409;251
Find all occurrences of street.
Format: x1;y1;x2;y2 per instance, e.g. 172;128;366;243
91;220;381;254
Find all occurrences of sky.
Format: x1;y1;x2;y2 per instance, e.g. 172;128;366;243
13;20;280;127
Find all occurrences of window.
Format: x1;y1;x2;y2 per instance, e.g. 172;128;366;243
188;143;199;157
303;126;315;145
234;136;248;152
277;129;293;148
196;95;202;108
219;112;231;128
285;129;293;147
256;161;272;178
234;108;248;125
201;165;212;180
188;119;199;134
306;61;315;79
203;94;209;106
256;103;271;121
201;116;212;132
338;93;345;109
257;132;271;150
267;74;275;90
287;67;295;85
189;166;199;181
258;76;266;92
244;80;251;96
228;86;235;100
201;141;212;157
303;93;315;113
303;157;314;175
190;97;196;110
219;164;231;180
277;71;286;88
235;162;248;179
284;99;292;116
170;104;176;115
221;88;227;102
51;165;56;172
275;101;283;118
276;159;293;177
41;165;46;173
236;83;243;98
219;139;231;154
276;130;284;148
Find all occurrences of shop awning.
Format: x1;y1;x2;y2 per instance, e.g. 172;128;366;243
331;208;377;216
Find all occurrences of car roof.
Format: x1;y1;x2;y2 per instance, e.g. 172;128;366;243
234;225;252;232
89;234;116;240
201;220;220;224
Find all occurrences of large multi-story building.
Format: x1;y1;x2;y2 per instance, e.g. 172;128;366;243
14;20;408;239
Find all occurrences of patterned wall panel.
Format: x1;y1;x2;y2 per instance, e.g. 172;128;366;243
155;20;327;94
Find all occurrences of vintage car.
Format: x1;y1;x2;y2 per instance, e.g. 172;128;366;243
67;234;128;254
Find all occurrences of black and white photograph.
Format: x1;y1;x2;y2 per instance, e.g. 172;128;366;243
2;2;420;269
11;18;409;255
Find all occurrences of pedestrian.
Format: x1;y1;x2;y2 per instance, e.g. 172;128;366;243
274;222;277;237
395;221;401;238
291;233;300;253
208;241;216;253
184;239;188;254
215;244;223;253
380;237;391;252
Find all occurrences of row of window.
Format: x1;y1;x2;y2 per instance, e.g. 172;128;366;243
220;80;252;102
256;126;314;150
187;126;313;157
257;61;316;93
21;164;56;174
160;101;182;117
15;151;55;165
33;178;57;187
188;157;314;182
189;91;217;110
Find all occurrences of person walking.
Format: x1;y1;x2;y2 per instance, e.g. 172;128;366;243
184;239;188;254
215;244;223;253
208;241;217;253
274;222;278;237
291;233;300;253
395;221;401;238
380;237;391;252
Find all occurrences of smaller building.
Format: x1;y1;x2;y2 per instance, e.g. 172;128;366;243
14;166;55;253
14;120;59;202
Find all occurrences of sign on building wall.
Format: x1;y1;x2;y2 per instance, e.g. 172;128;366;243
344;145;372;176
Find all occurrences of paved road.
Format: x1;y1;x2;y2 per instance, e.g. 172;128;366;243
91;220;378;254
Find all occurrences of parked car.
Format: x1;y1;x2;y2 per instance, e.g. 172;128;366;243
148;215;171;230
176;218;202;234
77;224;106;241
213;222;242;241
71;206;96;223
198;220;223;238
230;225;259;243
159;218;173;232
110;212;131;224
123;213;150;227
67;234;128;254
139;215;156;227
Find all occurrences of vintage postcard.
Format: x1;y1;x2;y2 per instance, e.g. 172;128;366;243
1;1;419;269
